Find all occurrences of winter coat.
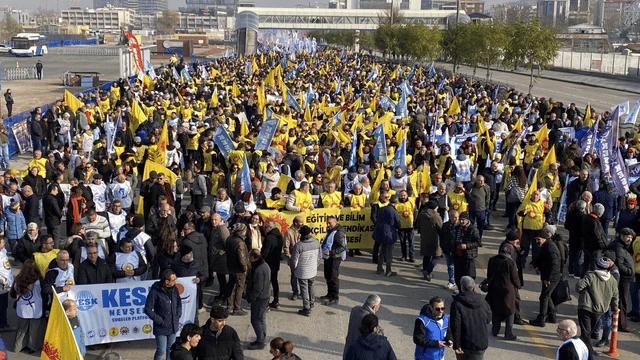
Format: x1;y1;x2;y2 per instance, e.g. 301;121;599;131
608;239;635;283
450;290;492;351
581;214;608;252
43;193;62;227
485;254;520;316
144;281;182;336
76;257;113;285
576;270;619;315
169;341;193;360
15;233;41;263
344;305;380;359
565;208;584;250
452;224;481;260
439;221;456;255
261;227;284;272
416;208;443;257
23;194;41;227
225;232;249;274
372;205;400;244
181;231;209;277
292;235;321;280
593;189;618;221
208;223;230;275
247;258;270;302
197;320;244;360
322;224;348;258
566;178;596;206
171;258;206;284
531;239;562;282
1;208;27;240
344;333;397;360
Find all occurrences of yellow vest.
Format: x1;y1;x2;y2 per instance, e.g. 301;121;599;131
523;200;545;230
266;197;286;210
34;249;60;277
448;191;468;213
438;154;452;176
408;172;419;197
203;151;214;172
294;190;313;209
187;133;200;151
524;143;540;165
546;173;562;199
349;193;367;209
395;199;415;229
114;145;125;166
134;144;148;163
321;191;342;208
210;171;224;195
228;150;244;168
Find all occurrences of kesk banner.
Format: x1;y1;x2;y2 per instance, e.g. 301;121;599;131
61;277;197;345
258;207;375;249
126;31;144;73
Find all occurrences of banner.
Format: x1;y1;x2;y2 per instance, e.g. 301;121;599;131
258;207;375;249
126;31;144;74
624;98;640;124
255;119;278;151
598;107;619;175
11;120;32;154
212;127;235;158
611;146;629;196
62;277;197;346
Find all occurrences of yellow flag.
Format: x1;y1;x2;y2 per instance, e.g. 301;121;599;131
155;119;169;165
64;90;84;113
280;82;288;103
240;117;250;137
584;104;594;127
419;164;431;194
130;100;148;133
142;74;155;91
257;83;266;113
232;82;240;98
536;123;550;153
136;160;177;214
252;58;259;73
210;86;219;108
41;291;84;360
260;53;265;65
517;171;538;215
335;126;351;144
210;67;220;78
539;145;557;175
514;118;523;133
477;116;487;136
350;113;363;133
447;96;461;117
349;97;362;111
275;173;291;192
369;165;386;205
304;105;312;123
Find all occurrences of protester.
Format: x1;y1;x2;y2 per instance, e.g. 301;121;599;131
197;306;244;360
413;296;452;360
144;269;182;360
63;299;86;357
208;213;229;302
452;212;481;289
247;249;271;350
372;194;400;276
344;314;397;360
344;294;383;359
269;337;302;360
292;225;321;316
450;276;492;360
529;230;563;327
169;323;202;360
261;221;284;309
417;200;443;281
11;259;45;354
486;244;520;340
225;223;249;316
555;319;589;360
321;216;347;305
284;215;303;300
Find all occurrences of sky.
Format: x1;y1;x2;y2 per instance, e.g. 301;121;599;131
4;0;513;12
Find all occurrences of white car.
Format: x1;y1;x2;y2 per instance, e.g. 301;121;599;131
0;44;12;53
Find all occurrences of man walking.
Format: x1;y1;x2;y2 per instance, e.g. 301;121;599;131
555;319;589;360
576;257;618;360
144;269;182;360
452;212;481;290
417;200;443;281
261;221;283;309
292;225;321;316
450;276;491;360
246;249;270;350
225;223;249;316
3;90;13;117
373;195;400;277
530;230;563;327
344;294;383;359
284;215;303;300
413;296;452;360
35;61;43;80
321;216;347;305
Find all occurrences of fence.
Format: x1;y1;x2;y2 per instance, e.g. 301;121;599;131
2;66;37;80
553;50;640;78
47;39;98;48
50;46;122;56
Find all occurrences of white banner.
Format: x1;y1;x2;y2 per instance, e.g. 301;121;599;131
60;277;197;345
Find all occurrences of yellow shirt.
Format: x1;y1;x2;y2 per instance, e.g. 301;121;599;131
523;200;545;230
395;199;415;229
320;191;342;208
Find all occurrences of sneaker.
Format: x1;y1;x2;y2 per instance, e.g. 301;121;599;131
514;318;529;325
231;309;248;316
529;318;546;327
504;335;517;341
269;302;279;309
248;342;266;350
298;309;311;317
444;283;457;290
398;257;406;262
595;339;610;348
423;272;432;281
386;271;397;277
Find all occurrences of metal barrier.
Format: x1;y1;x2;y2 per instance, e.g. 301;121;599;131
51;47;122;56
2;66;37;80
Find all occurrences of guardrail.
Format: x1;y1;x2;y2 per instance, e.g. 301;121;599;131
2;66;37;80
50;47;122;56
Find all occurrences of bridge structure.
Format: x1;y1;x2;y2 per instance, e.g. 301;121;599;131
240;7;462;31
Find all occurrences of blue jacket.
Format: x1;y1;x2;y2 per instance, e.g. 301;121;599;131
1;207;27;240
414;313;449;360
372;205;400;244
345;333;397;360
144;281;182;336
592;189;617;221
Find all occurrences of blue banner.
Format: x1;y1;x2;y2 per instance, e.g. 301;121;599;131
349;130;358;168
379;96;395;111
213;127;235;158
395;90;407;117
624;98;640;124
428;62;436;78
394;139;407;174
285;91;302;113
180;67;192;82
611;146;629;196
598;106;620;175
240;155;252;194
255;119;278;151
372;123;387;163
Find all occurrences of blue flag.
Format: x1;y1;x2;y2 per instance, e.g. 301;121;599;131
436;79;446;93
212;127;235;158
598;106;620;175
333;111;342;128
181;67;191;82
172;67;180;80
379;95;396;111
397;66;403;77
305;83;314;108
245;61;252;76
285;91;302;113
348;130;358;168
240;155;252;194
492;84;500;100
428;62;436;78
611;145;629;196
225;48;229;58
366;67;378;81
400;81;415;96
255;119;278;151
395;90;407;117
266;107;274;120
334;77;341;95
407;67;415;80
146;61;157;80
394;138;407;175
624;98;640;124
372;123;387;163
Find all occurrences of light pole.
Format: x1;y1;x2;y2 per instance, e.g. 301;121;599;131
456;0;460;24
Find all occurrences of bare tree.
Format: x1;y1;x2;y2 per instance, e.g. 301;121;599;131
378;4;404;26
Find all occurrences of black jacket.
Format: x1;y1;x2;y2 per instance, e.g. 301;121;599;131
15;233;41;263
22;174;47;198
608;238;635;283
247;258;270;303
557;337;586;360
171;258;206;284
344;333;397;360
43;193;62;227
452;223;481;259
196;321;244;360
31;119;44;139
438;221;456;255
76;257;113;285
170;341;193;360
566;178;595;206
413;305;452;348
261;228;283;272
144;281;182;336
565;208;584;249
182;231;209;277
23;194;41;226
531;239;562;282
581;214;608;252
450;290;491;351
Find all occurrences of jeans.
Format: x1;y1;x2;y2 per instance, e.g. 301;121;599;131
226;272;246;311
289;262;299;295
250;298;268;344
32;138;43;155
568;248;583;276
399;229;415;258
538;280;559;319
324;257;342;300
506;201;521;229
377;242;394;274
0;143;9;169
593;308;612;341
492;313;514;337
600;218;611;233
443;254;455;285
298;278;315;310
455;350;485;360
270;268;280;303
469;210;487;240
578;309;600;360
154;333;176;360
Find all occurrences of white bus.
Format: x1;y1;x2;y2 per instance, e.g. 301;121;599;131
10;33;48;57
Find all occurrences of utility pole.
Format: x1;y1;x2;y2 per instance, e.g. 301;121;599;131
456;0;460;24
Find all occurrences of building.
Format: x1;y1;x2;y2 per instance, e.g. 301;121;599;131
538;0;568;26
138;0;169;14
469;12;493;22
61;6;136;31
557;23;611;52
0;8;30;25
594;0;634;30
94;0;123;8
568;0;590;24
134;11;229;32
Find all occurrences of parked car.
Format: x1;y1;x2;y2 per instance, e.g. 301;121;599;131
0;44;12;53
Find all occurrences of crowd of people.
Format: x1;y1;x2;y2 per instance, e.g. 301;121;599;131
0;43;638;360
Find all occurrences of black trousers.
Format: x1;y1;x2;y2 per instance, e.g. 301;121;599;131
619;280;631;330
6;103;12;117
192;194;204;212
578;308;601;360
270;268;280;303
453;257;476;290
538;280;559;320
324;257;342;300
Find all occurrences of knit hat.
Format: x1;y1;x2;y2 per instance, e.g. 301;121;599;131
186;205;196;213
132;214;145;228
506;230;519;241
544;224;557;236
27;222;38;230
200;205;211;213
10;200;19;210
179;244;193;257
596;257;612;270
459;212;469;220
300;225;312;237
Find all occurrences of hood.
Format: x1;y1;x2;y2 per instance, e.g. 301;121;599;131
170;341;187;353
301;234;317;243
355;333;387;352
453;290;485;308
186;231;205;245
594;269;611;281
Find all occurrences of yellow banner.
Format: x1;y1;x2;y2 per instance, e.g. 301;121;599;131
257;207;374;249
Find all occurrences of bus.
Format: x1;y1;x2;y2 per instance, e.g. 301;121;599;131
10;33;48;57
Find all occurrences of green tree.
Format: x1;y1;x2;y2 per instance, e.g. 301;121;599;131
0;14;22;43
374;24;399;57
441;23;471;74
479;22;508;81
157;10;180;35
359;32;375;52
503;20;560;92
459;22;484;76
397;24;442;61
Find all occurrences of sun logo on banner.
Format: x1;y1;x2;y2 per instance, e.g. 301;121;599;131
261;213;290;233
142;324;152;334
109;327;119;337
176;282;190;301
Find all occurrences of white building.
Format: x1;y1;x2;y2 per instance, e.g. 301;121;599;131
60;6;136;31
